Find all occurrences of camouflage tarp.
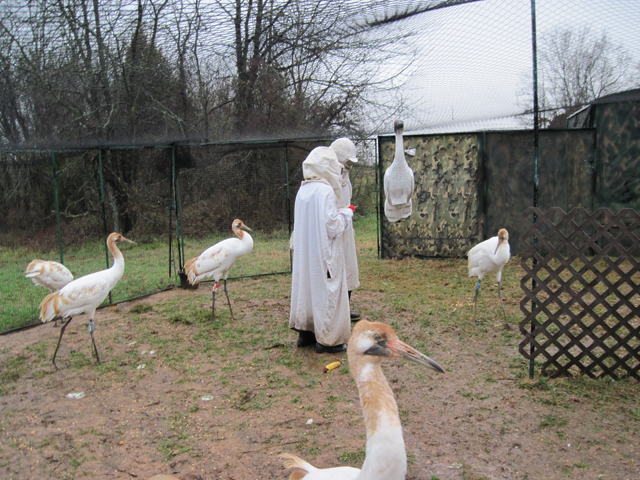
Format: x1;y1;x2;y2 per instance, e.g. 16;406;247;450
593;102;640;212
379;129;596;258
379;133;480;258
484;130;595;255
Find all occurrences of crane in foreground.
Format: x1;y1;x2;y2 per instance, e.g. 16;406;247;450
25;259;74;326
39;232;135;368
184;219;253;320
280;320;444;480
384;119;414;222
468;228;511;328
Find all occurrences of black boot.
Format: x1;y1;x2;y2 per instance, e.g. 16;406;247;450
315;342;347;354
297;330;316;348
348;290;361;321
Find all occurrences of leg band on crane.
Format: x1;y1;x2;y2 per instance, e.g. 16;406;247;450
475;281;481;292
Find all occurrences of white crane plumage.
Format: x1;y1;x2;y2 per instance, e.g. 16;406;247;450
184;219;253;320
468;228;511;327
39;232;135;368
384;120;414;223
25;259;73;292
25;259;74;327
280;320;444;480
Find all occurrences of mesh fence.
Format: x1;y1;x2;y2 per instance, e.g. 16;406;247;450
0;139;377;332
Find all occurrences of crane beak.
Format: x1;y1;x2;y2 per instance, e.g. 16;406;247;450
388;338;445;374
119;236;136;245
240;225;252;233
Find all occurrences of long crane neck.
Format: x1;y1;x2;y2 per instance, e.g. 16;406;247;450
350;356;407;480
233;227;254;252
394;129;408;167
107;238;125;276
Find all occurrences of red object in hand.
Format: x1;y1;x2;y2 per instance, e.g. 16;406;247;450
348;205;356;211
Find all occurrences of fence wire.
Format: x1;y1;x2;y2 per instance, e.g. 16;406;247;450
0;139;377;332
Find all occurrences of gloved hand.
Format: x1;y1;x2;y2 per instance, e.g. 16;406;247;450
339;207;354;219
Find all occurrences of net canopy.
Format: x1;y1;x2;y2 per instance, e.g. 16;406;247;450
0;0;638;142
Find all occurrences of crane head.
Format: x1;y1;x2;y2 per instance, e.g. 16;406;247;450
232;219;252;233
349;320;444;373
393;119;404;132
108;232;136;245
494;228;509;254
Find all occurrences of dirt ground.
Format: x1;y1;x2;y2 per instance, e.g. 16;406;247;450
0;272;638;480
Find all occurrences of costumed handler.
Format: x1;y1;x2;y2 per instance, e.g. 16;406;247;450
330;138;360;321
289;146;354;354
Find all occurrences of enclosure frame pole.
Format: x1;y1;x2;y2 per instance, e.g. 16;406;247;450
285;143;293;272
169;147;174;277
375;136;382;260
529;0;540;380
478;131;487;240
97;147;112;304
173;147;186;271
50;151;64;264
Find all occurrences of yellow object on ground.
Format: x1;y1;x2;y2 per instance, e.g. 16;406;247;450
323;361;341;373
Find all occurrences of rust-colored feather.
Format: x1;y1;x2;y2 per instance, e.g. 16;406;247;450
279;453;311;479
39;291;60;322
184;257;198;284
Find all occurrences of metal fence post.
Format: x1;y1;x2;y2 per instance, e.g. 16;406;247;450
478;132;487;240
375;136;382;260
285;143;292;272
173;146;186;271
529;0;540;380
50;151;64;264
97;147;112;304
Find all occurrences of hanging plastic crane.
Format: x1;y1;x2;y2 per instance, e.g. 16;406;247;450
384;120;414;222
468;228;511;328
280;320;444;480
39;232;135;368
184;219;253;320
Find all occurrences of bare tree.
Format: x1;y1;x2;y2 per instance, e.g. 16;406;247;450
0;0;436;144
517;26;638;128
541;27;636;108
204;0;420;138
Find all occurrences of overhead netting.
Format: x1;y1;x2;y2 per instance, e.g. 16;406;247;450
359;0;640;134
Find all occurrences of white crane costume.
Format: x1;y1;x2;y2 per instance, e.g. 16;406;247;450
332;138;360;292
289;147;354;347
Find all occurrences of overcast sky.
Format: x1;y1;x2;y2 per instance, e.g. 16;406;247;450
376;0;640;134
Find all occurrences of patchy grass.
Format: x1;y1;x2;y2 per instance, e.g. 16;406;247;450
0;225;293;333
0;213;638;480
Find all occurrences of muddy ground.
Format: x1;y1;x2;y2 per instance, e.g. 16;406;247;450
0;268;638;480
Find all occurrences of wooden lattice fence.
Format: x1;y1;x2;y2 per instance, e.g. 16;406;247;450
519;207;640;379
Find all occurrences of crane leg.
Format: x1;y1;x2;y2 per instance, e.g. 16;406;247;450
52;317;73;370
223;279;235;320
472;281;481;323
212;289;217;321
498;281;511;330
88;320;101;364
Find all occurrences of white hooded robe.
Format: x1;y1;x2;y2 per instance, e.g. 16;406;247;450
336;169;360;292
289;148;352;347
